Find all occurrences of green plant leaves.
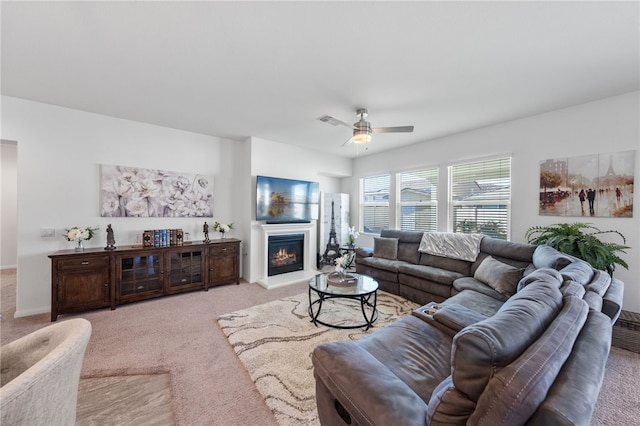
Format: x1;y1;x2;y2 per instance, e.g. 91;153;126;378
525;222;629;275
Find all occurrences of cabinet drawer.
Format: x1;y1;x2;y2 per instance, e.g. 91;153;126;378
209;244;238;256
58;255;110;271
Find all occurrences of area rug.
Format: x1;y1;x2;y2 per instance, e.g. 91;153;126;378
217;291;419;426
76;373;174;426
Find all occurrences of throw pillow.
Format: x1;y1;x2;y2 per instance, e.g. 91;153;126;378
373;237;399;260
474;256;524;297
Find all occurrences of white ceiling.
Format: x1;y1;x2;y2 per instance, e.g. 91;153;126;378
2;1;639;158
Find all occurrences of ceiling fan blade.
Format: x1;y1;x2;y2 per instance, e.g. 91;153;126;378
319;115;355;129
372;125;414;133
341;136;354;147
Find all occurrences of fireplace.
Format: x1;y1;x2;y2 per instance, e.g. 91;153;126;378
256;222;317;289
268;234;304;276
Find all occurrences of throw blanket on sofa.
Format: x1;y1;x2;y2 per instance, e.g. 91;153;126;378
418;232;484;262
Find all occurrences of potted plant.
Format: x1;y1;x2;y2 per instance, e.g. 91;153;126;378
525;222;629;276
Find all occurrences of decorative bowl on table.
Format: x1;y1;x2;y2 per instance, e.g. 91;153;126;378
328;272;357;287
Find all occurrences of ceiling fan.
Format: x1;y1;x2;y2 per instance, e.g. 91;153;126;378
319;108;414;146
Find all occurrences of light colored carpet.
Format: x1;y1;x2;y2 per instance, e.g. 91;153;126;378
2;268;639;425
592;346;640;425
217;291;419;426
77;373;173;426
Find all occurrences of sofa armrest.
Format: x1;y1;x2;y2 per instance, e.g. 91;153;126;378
355;246;373;258
312;341;428;426
602;277;624;322
526;310;612;426
433;303;488;331
412;302;488;337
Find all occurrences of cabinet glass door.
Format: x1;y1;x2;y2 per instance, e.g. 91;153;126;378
119;254;162;297
169;250;203;289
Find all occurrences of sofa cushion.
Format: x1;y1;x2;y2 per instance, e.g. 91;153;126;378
451;275;563;402
469;296;589;426
479;237;536;262
357;256;402;273
381;229;424;244
560;260;594;285
532;244;574;270
517;267;564;292
357;315;453;403
419;253;471;276
474;256;524;297
453;277;509;303
399;263;464;286
561;280;586;298
379;230;422;264
398;242;421;264
445;287;505;317
471;252;532;276
399;275;452;300
374;237;398;260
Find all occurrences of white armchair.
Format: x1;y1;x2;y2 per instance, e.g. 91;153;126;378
1;318;92;426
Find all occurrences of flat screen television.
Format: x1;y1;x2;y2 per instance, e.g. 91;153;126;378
256;175;320;223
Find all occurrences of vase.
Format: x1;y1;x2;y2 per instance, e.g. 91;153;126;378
75;240;84;252
220;232;226;240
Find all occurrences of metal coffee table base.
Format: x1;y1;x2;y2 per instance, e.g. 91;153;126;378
308;288;378;330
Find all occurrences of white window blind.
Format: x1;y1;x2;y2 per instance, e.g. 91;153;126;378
449;157;511;240
397;168;438;232
362;174;390;233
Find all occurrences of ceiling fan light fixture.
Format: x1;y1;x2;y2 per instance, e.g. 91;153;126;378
353;129;371;144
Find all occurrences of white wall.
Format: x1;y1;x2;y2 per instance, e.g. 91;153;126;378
346;92;640;312
1;96;241;317
1;140;18;269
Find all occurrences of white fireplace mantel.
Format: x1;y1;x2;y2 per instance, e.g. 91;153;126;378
257;222;318;289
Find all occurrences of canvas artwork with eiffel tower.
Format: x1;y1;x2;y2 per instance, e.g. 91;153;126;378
319;193;350;266
538;150;634;218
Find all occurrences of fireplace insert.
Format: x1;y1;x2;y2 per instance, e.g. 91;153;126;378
268;234;304;276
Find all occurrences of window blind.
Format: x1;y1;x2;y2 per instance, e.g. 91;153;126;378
449;157;511;240
397;168;438;232
362;174;390;233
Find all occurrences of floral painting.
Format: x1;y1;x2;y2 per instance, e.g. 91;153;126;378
539;150;635;217
100;165;214;217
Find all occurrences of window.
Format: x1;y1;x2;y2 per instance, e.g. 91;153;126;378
361;174;390;233
397;168;438;232
449;157;511;240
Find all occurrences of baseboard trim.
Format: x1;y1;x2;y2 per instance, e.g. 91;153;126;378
14;306;50;318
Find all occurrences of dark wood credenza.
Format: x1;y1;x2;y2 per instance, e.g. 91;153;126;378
49;239;240;321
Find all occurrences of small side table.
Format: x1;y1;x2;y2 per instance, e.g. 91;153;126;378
338;245;357;270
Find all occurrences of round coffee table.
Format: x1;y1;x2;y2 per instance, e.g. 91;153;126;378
308;272;379;330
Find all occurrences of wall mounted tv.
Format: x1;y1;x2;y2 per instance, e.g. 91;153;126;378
256;175;320;223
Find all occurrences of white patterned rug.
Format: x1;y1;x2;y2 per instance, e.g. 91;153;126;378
217;291;418;426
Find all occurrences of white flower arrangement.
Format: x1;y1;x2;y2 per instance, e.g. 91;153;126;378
334;252;354;272
64;226;98;241
347;226;360;246
213;221;234;234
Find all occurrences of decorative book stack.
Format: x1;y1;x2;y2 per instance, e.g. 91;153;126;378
142;229;184;247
